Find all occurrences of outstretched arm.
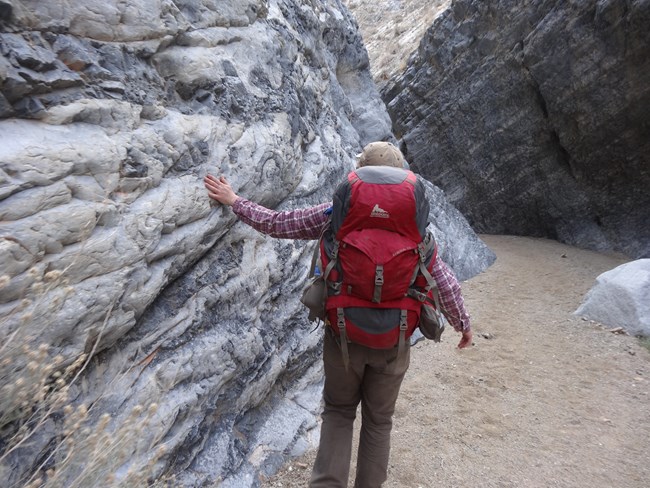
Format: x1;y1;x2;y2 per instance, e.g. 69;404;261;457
204;174;331;240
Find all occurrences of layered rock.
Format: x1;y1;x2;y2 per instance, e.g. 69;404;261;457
0;0;494;486
384;0;650;259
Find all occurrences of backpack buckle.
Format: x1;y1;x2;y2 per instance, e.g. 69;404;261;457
331;240;340;259
374;265;384;285
417;243;426;262
407;289;427;302
329;281;342;295
373;265;384;303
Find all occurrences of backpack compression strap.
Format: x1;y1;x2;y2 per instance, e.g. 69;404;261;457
396;309;408;368
337;308;350;371
406;238;445;327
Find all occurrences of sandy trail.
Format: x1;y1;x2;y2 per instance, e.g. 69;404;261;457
265;235;650;487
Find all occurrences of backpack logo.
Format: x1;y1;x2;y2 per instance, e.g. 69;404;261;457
370;204;390;219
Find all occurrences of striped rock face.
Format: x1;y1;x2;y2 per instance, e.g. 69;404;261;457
0;0;494;486
384;0;650;260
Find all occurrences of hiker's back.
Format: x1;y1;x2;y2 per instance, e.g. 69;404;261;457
321;165;437;351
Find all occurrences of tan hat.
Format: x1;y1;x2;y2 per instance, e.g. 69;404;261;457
356;141;406;168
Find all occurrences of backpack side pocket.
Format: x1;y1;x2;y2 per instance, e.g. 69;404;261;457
301;275;327;322
418;302;445;342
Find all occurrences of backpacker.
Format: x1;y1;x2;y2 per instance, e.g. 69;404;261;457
315;165;443;366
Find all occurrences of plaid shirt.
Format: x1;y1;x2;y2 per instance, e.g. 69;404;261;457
232;198;471;332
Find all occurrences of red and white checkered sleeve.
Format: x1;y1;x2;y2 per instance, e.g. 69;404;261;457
231;198;331;240
431;258;471;332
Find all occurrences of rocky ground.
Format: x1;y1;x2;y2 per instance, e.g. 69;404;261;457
264;235;650;487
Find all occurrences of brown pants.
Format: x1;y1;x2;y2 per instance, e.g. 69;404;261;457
309;329;410;488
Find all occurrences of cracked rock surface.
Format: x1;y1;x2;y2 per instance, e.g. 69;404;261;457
383;0;650;259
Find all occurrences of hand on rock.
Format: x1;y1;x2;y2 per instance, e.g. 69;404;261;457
204;175;239;206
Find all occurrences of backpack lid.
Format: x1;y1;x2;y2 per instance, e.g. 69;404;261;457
331;166;429;241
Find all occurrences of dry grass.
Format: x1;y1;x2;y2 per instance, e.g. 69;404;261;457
0;268;169;487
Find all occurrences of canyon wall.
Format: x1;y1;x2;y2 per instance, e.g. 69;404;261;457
0;0;494;485
384;0;650;259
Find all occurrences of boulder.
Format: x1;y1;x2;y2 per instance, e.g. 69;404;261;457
422;176;495;282
384;0;650;259
575;259;650;337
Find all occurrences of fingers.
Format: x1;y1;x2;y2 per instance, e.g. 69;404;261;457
204;182;219;196
204;175;225;192
204;174;229;187
204;174;220;187
204;175;224;202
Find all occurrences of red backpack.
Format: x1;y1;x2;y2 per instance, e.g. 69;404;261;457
319;166;441;366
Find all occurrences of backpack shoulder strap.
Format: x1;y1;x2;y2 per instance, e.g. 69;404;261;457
307;216;332;278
